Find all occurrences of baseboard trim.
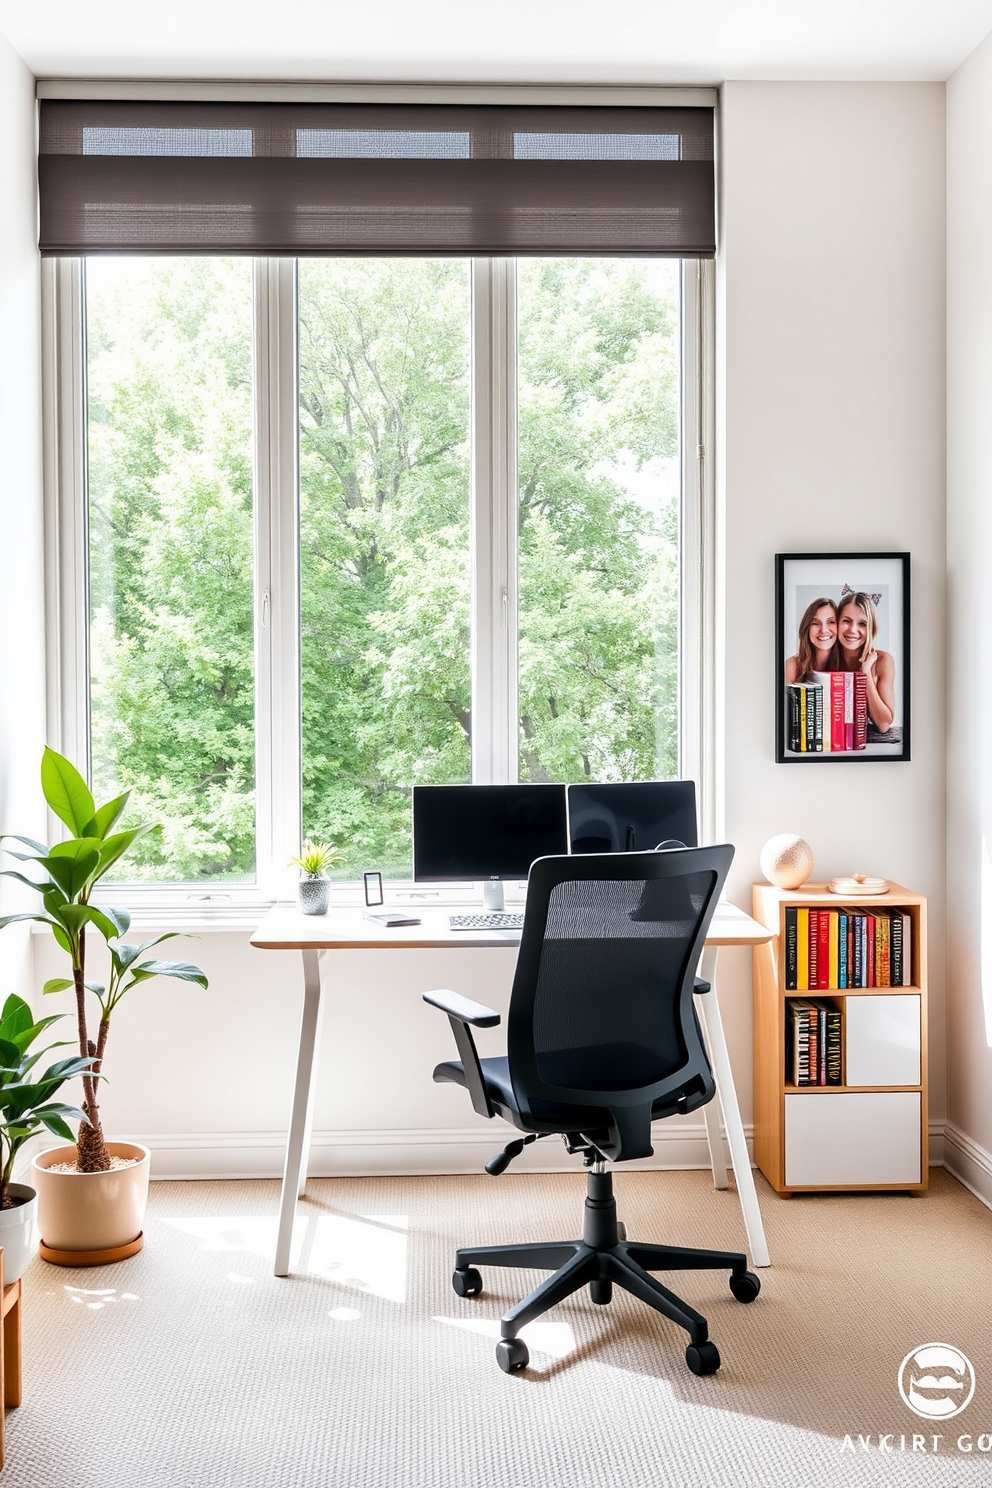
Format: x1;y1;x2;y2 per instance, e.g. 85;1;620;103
16;1121;986;1197
99;1121;748;1182
942;1122;992;1211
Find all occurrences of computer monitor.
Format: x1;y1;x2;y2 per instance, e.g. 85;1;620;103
566;780;698;854
412;783;569;911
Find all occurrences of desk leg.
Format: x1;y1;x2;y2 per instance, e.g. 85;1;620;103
699;1050;729;1190
274;949;324;1278
697;947;771;1269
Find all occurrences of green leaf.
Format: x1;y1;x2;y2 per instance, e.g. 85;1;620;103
131;959;209;989
88;826;154;888
42;978;74;996
0;834;49;858
0;1036;22;1067
0;912;58;934
41;845;101;901
86;907;127;942
41;748;96;837
0;869;50;893
0;996;32;1036
39;1113;78;1142
87;790;131;840
101;907;131;938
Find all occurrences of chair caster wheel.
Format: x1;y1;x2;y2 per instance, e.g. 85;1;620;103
452;1267;483;1297
729;1270;761;1303
685;1341;721;1376
496;1338;529;1373
589;1278;613;1305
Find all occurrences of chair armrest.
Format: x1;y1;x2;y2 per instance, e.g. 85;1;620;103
423;989;500;1119
423;989;501;1027
693;977;711;995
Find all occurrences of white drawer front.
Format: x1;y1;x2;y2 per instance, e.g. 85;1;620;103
845;994;921;1086
785;1092;921;1187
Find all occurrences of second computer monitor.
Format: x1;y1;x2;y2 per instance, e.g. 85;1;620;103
566;780;698;854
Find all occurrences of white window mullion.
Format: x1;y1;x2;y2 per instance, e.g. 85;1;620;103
471;257;518;784
679;257;717;842
42;256;89;777
253;258;301;898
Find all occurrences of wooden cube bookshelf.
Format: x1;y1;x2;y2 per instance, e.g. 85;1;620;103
751;881;928;1195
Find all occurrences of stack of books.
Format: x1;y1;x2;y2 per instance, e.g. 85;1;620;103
785;671;868;752
786;997;843;1086
783;905;912;989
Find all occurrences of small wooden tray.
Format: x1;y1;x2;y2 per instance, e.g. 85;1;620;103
827;876;889;896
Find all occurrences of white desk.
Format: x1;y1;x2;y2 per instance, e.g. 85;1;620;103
251;902;774;1276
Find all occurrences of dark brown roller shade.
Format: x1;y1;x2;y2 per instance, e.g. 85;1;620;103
39;101;715;258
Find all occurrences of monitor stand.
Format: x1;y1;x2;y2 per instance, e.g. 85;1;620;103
481;882;505;913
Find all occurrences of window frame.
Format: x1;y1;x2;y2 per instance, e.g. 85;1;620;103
41;253;714;921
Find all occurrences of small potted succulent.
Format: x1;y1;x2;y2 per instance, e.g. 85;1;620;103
0;994;96;1281
0;747;208;1263
289;839;343;916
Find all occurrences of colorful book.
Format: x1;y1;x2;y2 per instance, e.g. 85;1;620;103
808;909;819;988
832;674;845;752
787;685;801;751
797;907;810;990
827;911;839;989
854;672;868;750
784;906;798;990
816;910;830;989
889;912;903;986
811;998;844;1085
844;670;854;750
787;999;812;1085
901;912;912;985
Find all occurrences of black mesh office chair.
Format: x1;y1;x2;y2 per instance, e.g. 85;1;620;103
423;846;760;1376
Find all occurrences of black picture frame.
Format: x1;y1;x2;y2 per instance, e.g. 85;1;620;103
775;553;910;763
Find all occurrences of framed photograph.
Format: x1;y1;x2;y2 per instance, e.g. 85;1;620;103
775;553;910;763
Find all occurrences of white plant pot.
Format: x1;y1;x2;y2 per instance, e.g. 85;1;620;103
0;1183;38;1282
32;1142;151;1263
298;874;330;915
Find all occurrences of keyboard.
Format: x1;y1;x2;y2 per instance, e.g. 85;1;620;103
448;911;525;932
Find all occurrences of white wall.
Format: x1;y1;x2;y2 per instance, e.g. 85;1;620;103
946;32;992;1204
0;31;45;997
718;82;948;1139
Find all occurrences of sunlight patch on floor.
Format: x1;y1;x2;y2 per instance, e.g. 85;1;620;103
305;1213;409;1302
161;1212;410;1302
64;1285;140;1311
435;1312;576;1359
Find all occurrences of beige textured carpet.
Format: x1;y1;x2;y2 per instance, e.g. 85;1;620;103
5;1167;991;1488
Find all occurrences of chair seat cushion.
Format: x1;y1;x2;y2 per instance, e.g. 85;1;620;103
433;1052;709;1135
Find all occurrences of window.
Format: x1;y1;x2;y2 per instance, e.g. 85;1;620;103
45;254;710;899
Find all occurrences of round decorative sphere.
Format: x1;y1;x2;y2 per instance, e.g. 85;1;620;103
759;834;814;890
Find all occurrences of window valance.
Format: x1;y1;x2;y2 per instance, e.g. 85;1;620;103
39;100;715;257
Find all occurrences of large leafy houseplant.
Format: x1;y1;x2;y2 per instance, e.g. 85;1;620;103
0;993;94;1205
0;748;207;1174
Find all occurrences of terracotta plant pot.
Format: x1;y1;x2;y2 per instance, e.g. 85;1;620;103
0;1184;39;1282
31;1141;151;1264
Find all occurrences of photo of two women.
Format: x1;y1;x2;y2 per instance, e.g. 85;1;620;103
784;585;901;746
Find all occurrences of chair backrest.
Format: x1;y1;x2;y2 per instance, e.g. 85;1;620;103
506;845;733;1162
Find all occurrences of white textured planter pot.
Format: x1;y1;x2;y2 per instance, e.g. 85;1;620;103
32;1142;151;1264
298;874;330;915
0;1184;38;1282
